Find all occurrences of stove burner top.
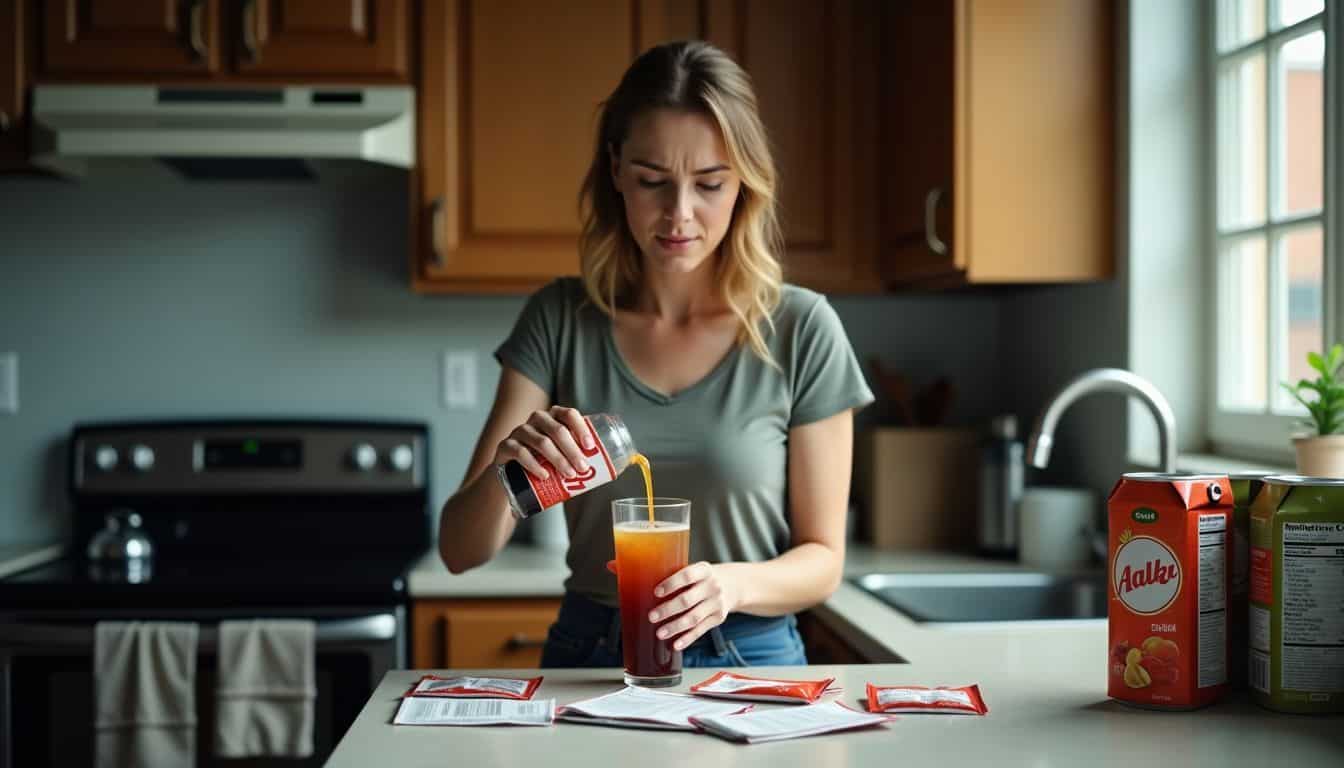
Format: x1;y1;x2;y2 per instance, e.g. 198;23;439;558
1;554;415;610
0;420;433;613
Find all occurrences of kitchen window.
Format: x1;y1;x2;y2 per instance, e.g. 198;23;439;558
1210;0;1336;458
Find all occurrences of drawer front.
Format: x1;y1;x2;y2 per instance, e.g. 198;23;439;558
442;601;559;669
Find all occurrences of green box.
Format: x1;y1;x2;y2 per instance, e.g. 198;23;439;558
1248;476;1344;714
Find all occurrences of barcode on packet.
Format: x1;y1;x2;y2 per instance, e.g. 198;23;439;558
1250;651;1270;694
451;701;504;718
394;696;554;726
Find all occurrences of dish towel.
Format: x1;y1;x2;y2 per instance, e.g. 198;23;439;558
94;621;199;768
215;619;316;758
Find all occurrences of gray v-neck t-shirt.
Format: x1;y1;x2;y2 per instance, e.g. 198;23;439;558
495;277;874;606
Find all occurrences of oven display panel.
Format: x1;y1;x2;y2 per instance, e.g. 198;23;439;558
202;439;302;469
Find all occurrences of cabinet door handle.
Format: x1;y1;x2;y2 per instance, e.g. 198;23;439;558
241;0;260;62
430;196;447;268
186;0;208;61
506;633;547;650
924;186;948;256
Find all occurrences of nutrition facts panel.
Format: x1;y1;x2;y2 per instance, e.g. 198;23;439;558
1198;514;1228;688
1280;522;1344;692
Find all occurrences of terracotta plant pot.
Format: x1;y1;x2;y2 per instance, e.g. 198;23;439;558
1292;435;1344;478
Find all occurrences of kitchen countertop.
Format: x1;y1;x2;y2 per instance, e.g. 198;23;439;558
407;543;1096;664
408;543;1057;599
408;544;573;597
366;547;1344;766
0;541;65;580
326;662;1343;767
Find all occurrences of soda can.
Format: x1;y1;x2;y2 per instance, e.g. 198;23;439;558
1248;475;1344;714
496;413;636;519
1107;472;1231;709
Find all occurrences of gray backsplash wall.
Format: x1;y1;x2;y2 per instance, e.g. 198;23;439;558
999;282;1130;510
1;167;522;542
0;169;1005;545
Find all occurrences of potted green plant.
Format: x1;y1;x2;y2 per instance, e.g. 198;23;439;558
1282;344;1344;477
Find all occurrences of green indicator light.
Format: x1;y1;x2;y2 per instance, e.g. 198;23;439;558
243;439;259;455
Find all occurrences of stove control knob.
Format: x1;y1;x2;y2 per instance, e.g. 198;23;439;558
350;442;378;471
129;444;156;472
386;444;414;472
93;445;119;472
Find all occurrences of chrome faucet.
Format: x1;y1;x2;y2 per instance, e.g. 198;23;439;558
1026;368;1177;472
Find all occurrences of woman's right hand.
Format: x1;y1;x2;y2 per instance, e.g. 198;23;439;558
493;405;595;480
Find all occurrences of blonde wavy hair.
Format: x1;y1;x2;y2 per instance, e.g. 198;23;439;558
578;41;783;365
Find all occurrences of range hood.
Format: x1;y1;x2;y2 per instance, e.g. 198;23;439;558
30;84;414;177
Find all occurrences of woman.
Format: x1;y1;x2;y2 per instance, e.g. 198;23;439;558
438;41;872;667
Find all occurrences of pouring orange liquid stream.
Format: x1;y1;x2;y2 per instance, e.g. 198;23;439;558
631;453;654;522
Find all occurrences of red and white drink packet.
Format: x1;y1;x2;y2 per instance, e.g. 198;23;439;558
689;671;838;704
393;697;554;727
865;684;988;715
690;701;894;743
404;675;543;700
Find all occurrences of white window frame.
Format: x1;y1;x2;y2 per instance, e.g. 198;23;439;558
1207;0;1339;462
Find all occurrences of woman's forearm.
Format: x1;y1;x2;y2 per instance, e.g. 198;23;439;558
719;541;845;617
437;469;517;574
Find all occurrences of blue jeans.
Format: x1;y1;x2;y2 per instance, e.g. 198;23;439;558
540;591;808;669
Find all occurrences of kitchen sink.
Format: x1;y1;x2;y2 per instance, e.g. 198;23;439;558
851;571;1107;623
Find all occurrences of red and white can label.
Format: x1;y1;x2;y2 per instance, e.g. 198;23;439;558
526;418;617;509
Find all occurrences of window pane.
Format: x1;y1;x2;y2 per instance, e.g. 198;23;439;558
1274;226;1323;413
1277;0;1324;29
1218;237;1269;411
1218;52;1267;230
1276;31;1324;216
1219;0;1266;51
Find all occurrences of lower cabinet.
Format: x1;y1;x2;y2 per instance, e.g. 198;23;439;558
797;611;869;665
411;598;562;670
411;599;866;669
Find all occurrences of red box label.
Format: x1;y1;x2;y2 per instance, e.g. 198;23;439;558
1250;546;1272;606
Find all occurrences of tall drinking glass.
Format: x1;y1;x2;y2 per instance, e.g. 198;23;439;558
612;498;691;687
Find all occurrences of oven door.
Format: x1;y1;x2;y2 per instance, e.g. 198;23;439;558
0;606;403;768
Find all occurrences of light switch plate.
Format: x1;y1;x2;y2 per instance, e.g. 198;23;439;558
0;353;16;414
442;350;478;408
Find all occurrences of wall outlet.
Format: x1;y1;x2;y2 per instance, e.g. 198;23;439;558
0;353;16;414
442;350;478;408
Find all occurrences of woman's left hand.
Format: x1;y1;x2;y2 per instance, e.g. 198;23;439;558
648;562;742;650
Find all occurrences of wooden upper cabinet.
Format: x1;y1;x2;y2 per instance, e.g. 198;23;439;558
233;0;409;80
637;0;703;47
413;0;879;294
878;0;954;282
414;0;701;292
710;0;880;293
879;0;1114;286
0;0;30;170
42;0;223;77
37;0;408;82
